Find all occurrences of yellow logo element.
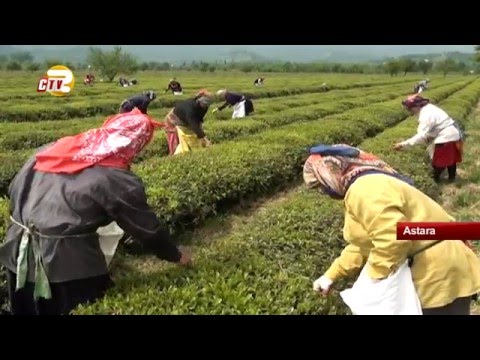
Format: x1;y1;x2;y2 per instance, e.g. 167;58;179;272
37;65;75;97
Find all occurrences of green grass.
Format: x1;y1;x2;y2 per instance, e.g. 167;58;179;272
0;80;461;197
0;71;426;122
73;79;480;315
1;71;478;314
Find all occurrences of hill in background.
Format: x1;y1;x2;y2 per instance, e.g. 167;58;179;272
0;45;475;64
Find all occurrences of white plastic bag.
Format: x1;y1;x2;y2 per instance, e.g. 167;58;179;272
96;222;124;267
340;261;423;315
232;100;246;119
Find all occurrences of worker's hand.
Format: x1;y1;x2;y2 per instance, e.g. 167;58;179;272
393;142;405;151
178;247;193;267
313;275;333;296
212;108;218;114
202;137;212;147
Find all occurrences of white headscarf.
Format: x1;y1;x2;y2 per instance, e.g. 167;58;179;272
216;89;227;97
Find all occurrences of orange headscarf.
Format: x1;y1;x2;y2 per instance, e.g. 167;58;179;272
34;108;163;174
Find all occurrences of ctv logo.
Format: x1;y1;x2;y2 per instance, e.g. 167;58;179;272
37;65;75;97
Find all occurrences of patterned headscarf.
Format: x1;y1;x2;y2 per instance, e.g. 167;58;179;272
402;95;430;109
303;144;413;199
195;89;214;106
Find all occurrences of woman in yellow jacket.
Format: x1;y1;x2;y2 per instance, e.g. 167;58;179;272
303;144;480;315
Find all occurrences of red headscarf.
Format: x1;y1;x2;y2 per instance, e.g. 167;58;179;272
402;95;430;109
34;108;163;174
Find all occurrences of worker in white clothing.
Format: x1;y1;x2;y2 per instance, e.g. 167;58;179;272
394;95;464;183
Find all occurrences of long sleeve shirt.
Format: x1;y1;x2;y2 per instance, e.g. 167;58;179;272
400;104;461;146
218;92;244;111
0;150;181;283
323;173;480;309
125;94;152;114
172;98;208;138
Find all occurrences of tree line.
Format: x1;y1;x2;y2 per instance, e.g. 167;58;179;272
1;46;480;82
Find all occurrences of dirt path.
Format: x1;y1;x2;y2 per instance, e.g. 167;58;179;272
436;101;480;315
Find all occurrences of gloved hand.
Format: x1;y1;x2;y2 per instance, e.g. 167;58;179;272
313;275;333;296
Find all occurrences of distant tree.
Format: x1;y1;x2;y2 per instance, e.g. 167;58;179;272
384;61;401;77
475;45;480;63
283;62;294;72
27;63;41;72
347;64;365;74
6;60;22;71
9;51;33;63
208;66;216;72
331;63;342;73
157;62;171;71
87;46;138;82
240;63;255;72
455;61;467;74
261;66;273;73
418;60;433;75
44;59;63;68
398;58;416;76
199;62;209;72
65;62;76;71
139;62;150;71
436;58;457;77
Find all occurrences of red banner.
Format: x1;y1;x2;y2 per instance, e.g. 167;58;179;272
397;222;480;241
